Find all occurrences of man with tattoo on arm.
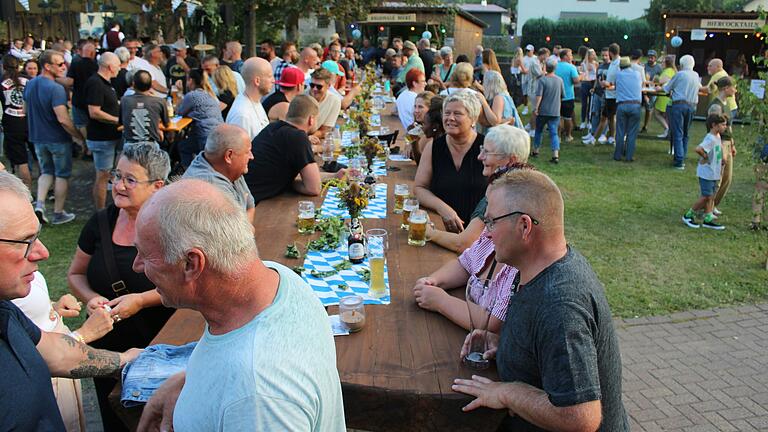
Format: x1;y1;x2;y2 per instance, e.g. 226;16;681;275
0;171;141;431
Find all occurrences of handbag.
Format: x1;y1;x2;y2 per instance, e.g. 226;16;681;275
97;210;130;297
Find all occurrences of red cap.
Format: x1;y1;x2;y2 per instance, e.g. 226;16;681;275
276;67;304;88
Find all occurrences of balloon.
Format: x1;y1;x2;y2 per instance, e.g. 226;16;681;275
422;31;432;40
352;29;362;39
671;36;683;48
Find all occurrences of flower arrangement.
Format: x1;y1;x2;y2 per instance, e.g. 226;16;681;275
360;136;385;170
323;177;372;220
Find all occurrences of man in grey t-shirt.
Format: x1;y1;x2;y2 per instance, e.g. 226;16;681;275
121;70;168;144
533;60;565;163
453;170;628;432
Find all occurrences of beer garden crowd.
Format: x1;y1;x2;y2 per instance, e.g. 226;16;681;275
1;16;767;432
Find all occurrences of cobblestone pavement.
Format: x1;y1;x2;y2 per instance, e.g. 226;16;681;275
82;303;768;431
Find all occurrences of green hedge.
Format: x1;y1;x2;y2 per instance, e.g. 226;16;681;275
522;17;660;54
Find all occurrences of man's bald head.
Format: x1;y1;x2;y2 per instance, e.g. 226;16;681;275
708;58;723;72
205;123;250;158
81;42;96;59
241;56;274;94
98;51;120;68
489;169;564;236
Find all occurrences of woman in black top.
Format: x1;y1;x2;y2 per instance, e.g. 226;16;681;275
213;65;238;120
67;143;174;432
0;55;32;188
415;89;487;233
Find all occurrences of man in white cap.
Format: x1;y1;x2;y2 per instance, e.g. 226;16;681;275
397;40;425;87
165;39;199;92
521;44;536;116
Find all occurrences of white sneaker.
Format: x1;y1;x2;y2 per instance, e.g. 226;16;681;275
581;133;594;142
598;135;608;144
579;122;587;130
607;137;616;145
528;130;536;138
522;107;529;116
583;135;596;145
713;207;722;216
656;129;669;139
524;123;531;131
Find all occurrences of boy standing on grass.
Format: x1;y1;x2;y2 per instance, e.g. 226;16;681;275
682;113;727;230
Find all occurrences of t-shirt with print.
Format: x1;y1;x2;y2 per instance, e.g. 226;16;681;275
496;247;629;432
605;58;620;99
535;75;564;117
85;73;121;141
67;56;99;109
121;93;168;144
244;121;316;204
24;76;70;143
696;133;723;181
164;56;200;93
554;62;579;101
593;62;610;98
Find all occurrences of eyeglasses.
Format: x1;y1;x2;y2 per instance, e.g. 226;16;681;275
309;83;325;90
0;222;42;259
481;211;539;231
479;145;505;157
109;170;159;189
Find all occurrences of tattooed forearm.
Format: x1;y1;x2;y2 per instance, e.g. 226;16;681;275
69;347;121;378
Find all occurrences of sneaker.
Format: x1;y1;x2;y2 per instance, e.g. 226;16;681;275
583;135;596;145
713;207;722;216
564;136;574;143
522;107;529;116
607;136;616;145
750;222;762;231
598;135;608;144
528;130;536;138
657;129;669;139
682;211;699;228
34;204;48;224
702;217;725;230
51;211;76;225
549;157;559;164
581;133;594;142
524;123;531;131
673;164;685;171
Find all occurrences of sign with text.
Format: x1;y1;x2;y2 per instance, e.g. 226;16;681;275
699;19;764;30
362;13;417;23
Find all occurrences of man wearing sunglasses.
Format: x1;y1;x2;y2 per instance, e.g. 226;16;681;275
24;49;84;225
307;68;341;147
453;169;628;431
0;171;141;430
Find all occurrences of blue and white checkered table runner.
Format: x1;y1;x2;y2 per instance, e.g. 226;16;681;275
302;245;391;306
320;183;387;219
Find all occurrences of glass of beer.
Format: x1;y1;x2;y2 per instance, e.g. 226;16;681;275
297;201;315;234
367;235;386;298
401;198;419;230
464;278;495;370
333;134;342;159
393;184;409;214
322;137;334;163
407;209;428;246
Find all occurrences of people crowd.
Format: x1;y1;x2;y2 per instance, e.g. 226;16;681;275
0;26;765;432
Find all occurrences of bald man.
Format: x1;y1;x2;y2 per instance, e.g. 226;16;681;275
225;57;274;140
132;179;345;431
453;169;629;432
297;47;320;87
0;172;140;431
85;52;122;209
706;58;737;117
183;123;256;222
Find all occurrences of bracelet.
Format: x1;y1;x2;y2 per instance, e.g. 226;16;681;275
69;331;85;344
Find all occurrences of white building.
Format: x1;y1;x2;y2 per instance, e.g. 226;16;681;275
515;0;651;36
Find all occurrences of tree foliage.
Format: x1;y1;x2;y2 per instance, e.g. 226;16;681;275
522;17;658;53
734;13;768;161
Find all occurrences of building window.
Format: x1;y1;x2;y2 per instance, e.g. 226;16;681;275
316;14;330;28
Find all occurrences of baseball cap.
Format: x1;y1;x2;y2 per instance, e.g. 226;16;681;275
403;40;417;51
647;49;657;57
630;49;643;60
172;39;188;51
525;44;534;52
276;67;304;87
321;60;344;77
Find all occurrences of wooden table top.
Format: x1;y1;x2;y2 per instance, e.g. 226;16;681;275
110;114;505;431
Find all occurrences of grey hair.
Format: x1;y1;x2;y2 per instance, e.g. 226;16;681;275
443;89;481;123
205;124;249;156
440;46;453;58
419;38;430;48
114;47;130;64
482;70;509;100
156;183;257;274
679;55;695;71
0;171;31;203
485;125;530;163
98;51;119;68
121;142;171;181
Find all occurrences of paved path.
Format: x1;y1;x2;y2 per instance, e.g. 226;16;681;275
82;305;768;431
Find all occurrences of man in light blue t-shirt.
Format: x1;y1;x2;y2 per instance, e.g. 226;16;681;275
134;179;346;432
554;49;580;143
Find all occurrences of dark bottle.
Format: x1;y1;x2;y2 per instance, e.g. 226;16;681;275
348;218;366;264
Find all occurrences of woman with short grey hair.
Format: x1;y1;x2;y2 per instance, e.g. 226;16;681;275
112;46;131;98
415;89;487;233
67;142;174;431
433;46;456;86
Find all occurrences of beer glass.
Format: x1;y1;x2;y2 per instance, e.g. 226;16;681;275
464;278;494;370
393;184;409;214
333;133;343;159
367;235;386;298
401;198;419;230
322;137;334;163
407;209;428;246
297;201;315;234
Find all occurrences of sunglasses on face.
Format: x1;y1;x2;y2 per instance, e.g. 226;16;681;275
309;83;325;90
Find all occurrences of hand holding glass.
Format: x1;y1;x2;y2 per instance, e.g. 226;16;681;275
464;278;494;370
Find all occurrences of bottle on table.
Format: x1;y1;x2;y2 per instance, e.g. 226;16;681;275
166;96;175;118
348;218;366;264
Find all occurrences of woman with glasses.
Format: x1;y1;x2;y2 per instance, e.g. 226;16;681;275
426;125;531;253
414;89;486;233
412;127;533;330
66;143;174;432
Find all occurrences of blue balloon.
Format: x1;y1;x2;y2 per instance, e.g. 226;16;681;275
671;36;683;48
422;31;432;40
352;29;362;39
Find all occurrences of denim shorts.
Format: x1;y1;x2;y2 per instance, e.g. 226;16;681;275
699;177;718;197
86;139;122;171
33;141;73;178
72;106;89;128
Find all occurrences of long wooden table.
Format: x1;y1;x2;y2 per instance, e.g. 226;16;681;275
110;116;506;431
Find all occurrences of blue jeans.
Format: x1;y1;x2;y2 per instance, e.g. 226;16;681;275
590;96;604;136
668;103;695;166
33;141;73;178
580;81;593;124
121;342;197;407
86;139;122;171
533;115;560;152
72;106;89;128
614;103;642;161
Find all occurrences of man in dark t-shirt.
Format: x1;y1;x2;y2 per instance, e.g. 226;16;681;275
64;41;98;137
165;39;199;93
84;52;122;210
244;94;344;204
121;70;169;145
453;170;628;432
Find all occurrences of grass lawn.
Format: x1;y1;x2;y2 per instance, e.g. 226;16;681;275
11;106;768;322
